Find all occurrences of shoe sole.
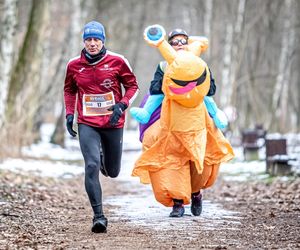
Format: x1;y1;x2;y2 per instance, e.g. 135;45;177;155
92;221;107;233
169;214;184;217
169;212;185;217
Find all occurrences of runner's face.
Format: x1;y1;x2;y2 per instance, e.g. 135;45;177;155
170;35;188;51
84;38;103;55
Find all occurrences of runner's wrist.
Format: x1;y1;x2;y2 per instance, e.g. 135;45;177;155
66;114;74;121
118;102;127;111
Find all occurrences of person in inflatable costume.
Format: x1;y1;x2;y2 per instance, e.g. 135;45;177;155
132;25;234;217
130;28;228;130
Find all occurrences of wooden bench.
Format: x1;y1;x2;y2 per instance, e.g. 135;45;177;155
242;128;265;161
265;138;294;176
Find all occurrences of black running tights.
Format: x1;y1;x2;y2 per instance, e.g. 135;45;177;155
78;124;123;217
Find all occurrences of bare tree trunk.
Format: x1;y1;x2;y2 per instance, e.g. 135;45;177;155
0;0;17;126
279;9;294;132
204;0;213;59
295;0;300;131
228;0;246;108
50;0;82;146
270;0;293;132
50;104;65;146
5;0;49;148
31;8;52;140
220;22;233;107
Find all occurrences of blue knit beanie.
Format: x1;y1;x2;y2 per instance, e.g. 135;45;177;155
83;21;106;43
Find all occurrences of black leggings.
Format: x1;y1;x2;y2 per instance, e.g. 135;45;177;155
78;124;123;217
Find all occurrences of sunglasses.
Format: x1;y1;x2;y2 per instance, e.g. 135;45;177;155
169;38;188;46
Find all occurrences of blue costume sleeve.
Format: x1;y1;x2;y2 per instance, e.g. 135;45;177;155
204;96;228;129
130;94;164;124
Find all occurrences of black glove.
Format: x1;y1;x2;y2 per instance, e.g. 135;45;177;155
66;114;77;137
107;102;127;126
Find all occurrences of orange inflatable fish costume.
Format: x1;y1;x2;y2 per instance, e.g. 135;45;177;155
132;25;234;207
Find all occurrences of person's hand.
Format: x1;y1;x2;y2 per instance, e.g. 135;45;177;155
107;102;127;126
66;114;77;137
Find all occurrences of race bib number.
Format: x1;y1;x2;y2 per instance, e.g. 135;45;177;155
83;92;115;116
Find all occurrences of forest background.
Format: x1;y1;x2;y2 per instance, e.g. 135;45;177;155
0;0;299;158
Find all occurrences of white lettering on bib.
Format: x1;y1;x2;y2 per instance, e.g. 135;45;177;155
83;92;115;116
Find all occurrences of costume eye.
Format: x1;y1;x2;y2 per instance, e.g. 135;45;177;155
171;68;207;86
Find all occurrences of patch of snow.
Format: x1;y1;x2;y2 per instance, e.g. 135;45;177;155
1;123;299;180
0;158;83;178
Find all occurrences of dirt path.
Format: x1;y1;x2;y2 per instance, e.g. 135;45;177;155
1;156;300;249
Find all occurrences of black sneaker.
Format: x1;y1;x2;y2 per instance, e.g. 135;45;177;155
191;192;202;216
92;216;108;233
169;204;185;217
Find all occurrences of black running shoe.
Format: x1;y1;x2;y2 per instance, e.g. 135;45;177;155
169;204;185;217
92;216;108;233
191;192;202;216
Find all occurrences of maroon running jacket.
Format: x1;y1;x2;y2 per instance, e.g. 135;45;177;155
64;50;139;128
